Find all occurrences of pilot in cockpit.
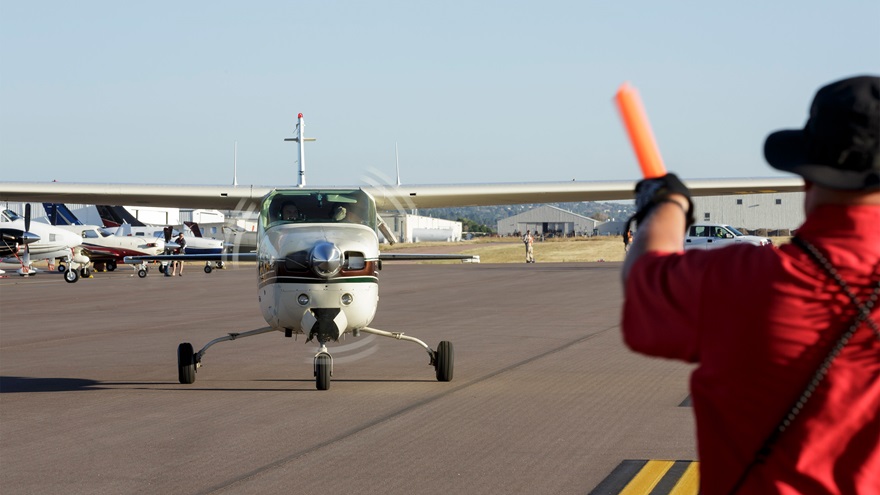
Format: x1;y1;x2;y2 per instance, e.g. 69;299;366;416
281;202;301;221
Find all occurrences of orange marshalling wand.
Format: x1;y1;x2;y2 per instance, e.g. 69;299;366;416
614;83;667;178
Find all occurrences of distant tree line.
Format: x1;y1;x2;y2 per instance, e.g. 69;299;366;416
457;217;495;234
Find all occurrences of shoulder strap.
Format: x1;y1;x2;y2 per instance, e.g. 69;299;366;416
728;237;880;494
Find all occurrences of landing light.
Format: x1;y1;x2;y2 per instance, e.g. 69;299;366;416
341;293;353;306
297;293;310;306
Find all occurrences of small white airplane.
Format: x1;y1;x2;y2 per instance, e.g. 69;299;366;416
0;205;41;275
41;203;166;281
96;205;226;257
0;113;803;389
59;226;166;281
1;207;89;278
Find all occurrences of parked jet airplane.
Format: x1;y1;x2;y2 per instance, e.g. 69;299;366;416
0;113;803;389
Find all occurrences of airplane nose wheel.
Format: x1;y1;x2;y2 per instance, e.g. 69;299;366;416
315;351;332;391
434;341;454;382
177;342;196;384
64;268;79;283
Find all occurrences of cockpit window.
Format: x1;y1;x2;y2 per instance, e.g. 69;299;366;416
83;230;100;239
262;189;376;230
1;209;21;222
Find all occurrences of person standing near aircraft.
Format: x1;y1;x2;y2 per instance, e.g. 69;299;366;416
170;232;186;276
523;229;535;263
621;75;880;493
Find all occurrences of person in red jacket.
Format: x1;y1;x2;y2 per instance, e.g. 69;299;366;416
621;75;880;494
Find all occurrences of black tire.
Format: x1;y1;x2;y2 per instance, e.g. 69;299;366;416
177;343;196;384
158;264;166;274
107;260;117;271
315;354;331;391
435;341;454;382
80;268;90;278
57;264;66;272
64;268;79;284
204;265;213;274
137;268;147;278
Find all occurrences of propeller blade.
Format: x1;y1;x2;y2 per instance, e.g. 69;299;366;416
24;204;31;233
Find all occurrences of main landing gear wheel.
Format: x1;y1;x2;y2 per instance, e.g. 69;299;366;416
435;341;454;382
64;268;79;283
315;354;331;391
177;342;196;384
80;267;90;278
107;260;117;271
138;268;148;278
57;264;66;272
204;264;213;274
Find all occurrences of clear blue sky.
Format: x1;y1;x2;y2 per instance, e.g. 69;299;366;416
1;1;878;188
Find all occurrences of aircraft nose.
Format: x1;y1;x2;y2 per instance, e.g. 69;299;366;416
21;232;41;245
310;241;343;278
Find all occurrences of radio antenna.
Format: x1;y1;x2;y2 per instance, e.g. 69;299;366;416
284;113;317;187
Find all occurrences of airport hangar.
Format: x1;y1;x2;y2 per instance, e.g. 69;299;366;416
495;192;806;238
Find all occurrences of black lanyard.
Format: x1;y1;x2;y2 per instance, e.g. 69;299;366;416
728;237;880;494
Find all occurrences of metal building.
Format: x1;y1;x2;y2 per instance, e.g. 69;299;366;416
379;212;462;243
692;192;805;232
496;205;602;237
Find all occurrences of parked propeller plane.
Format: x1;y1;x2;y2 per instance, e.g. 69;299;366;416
1;207;89;278
0;113;803;390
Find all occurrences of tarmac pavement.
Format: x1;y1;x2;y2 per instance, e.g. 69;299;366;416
0;261;697;494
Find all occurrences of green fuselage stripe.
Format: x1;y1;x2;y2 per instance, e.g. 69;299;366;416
259;276;378;288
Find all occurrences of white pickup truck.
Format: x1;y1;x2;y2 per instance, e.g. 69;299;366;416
684;223;772;250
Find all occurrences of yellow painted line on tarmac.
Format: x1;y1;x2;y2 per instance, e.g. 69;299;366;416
589;459;699;495
669;461;699;494
619;460;673;495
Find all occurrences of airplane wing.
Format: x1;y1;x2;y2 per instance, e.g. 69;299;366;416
123;253;259;264
0;177;802;211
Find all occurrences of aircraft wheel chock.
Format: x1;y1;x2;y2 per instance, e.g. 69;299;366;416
435;341;454;382
177;343;196;384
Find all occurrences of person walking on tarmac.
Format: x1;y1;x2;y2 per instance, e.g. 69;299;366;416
170;232;187;276
621;75;880;494
523;229;535;263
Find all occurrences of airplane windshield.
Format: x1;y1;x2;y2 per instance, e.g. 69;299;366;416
1;209;21;222
262;189;376;230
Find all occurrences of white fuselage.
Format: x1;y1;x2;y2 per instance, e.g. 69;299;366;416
256;223;380;340
57;226;166;260
111;226;224;254
1;219;83;261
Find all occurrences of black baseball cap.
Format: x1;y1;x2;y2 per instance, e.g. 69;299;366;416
764;75;880;191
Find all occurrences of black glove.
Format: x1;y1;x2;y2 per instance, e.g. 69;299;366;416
629;173;695;229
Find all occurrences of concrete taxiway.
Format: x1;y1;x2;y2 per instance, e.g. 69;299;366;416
0;262;697;494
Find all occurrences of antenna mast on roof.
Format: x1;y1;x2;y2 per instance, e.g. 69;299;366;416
395;142;401;186
233;141;238;186
284;113;317;188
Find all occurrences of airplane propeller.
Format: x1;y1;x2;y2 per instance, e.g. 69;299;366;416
21;204;32;273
